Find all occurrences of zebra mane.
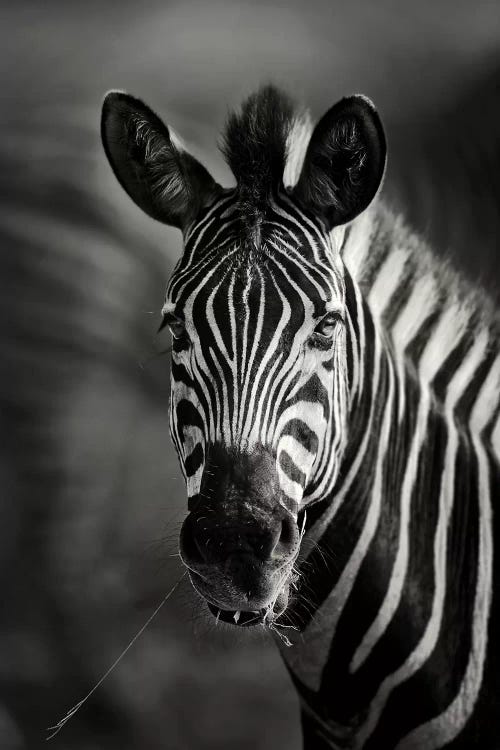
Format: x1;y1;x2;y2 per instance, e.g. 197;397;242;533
220;85;297;226
344;200;500;392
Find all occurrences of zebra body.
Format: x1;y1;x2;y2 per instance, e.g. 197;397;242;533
101;86;500;748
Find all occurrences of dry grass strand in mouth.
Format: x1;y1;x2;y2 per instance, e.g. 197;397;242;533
46;571;187;741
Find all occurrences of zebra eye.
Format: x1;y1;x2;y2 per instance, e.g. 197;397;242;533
311;312;342;345
161;313;187;340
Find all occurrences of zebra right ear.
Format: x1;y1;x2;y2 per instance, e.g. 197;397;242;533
293;95;387;228
101;92;221;230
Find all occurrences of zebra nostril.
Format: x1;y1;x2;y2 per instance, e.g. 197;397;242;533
271;514;298;559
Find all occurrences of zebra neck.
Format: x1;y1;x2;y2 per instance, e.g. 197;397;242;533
281;202;498;746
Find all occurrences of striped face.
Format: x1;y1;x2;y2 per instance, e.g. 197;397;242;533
162;191;349;623
165;191;348;510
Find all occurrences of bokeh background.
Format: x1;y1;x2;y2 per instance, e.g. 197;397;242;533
1;2;499;748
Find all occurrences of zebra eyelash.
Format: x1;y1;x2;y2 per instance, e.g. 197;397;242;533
310;311;344;347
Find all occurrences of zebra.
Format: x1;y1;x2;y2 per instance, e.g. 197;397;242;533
101;84;500;749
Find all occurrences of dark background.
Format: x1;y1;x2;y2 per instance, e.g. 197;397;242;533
1;2;499;748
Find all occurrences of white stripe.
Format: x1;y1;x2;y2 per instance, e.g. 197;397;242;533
343;207;375;278
391;275;438;349
283;110;313;188
277;467;303;503
278;435;316;479
368;247;408;317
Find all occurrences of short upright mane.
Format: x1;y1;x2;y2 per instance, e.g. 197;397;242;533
220;85;295;218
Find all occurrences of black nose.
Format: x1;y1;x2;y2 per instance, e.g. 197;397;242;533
180;505;299;568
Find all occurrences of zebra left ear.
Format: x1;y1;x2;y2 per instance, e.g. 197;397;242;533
293;95;387;228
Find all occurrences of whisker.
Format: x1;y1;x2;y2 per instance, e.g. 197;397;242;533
138;346;173;370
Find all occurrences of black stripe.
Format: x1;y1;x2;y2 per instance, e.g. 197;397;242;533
279;450;306;487
176;398;204;433
381;256;416;330
405;303;442;363
286;373;330;423
281;418;319;454
344;271;357;391
184;443;204;478
432;333;471;403
455;344;497;422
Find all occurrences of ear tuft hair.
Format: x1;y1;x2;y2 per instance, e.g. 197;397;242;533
220;85;295;214
310;115;368;213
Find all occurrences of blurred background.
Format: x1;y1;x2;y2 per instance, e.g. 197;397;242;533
0;2;499;748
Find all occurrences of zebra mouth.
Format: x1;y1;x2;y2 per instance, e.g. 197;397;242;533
205;584;290;628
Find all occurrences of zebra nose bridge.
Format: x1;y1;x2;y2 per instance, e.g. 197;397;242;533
201;440;279;496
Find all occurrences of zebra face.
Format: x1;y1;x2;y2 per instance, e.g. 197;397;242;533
101;86;386;625
163;204;348;621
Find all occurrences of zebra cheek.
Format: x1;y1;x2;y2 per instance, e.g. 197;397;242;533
301;347;322;376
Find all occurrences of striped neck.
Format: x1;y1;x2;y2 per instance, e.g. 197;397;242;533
280;200;498;748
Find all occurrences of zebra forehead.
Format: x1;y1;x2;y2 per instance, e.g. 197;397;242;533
168;208;343;308
169;245;342;317
184;210;330;262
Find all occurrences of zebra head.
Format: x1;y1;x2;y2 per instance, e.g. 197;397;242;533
101;86;386;627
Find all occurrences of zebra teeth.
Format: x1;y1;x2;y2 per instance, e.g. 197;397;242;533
206;603;267;626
